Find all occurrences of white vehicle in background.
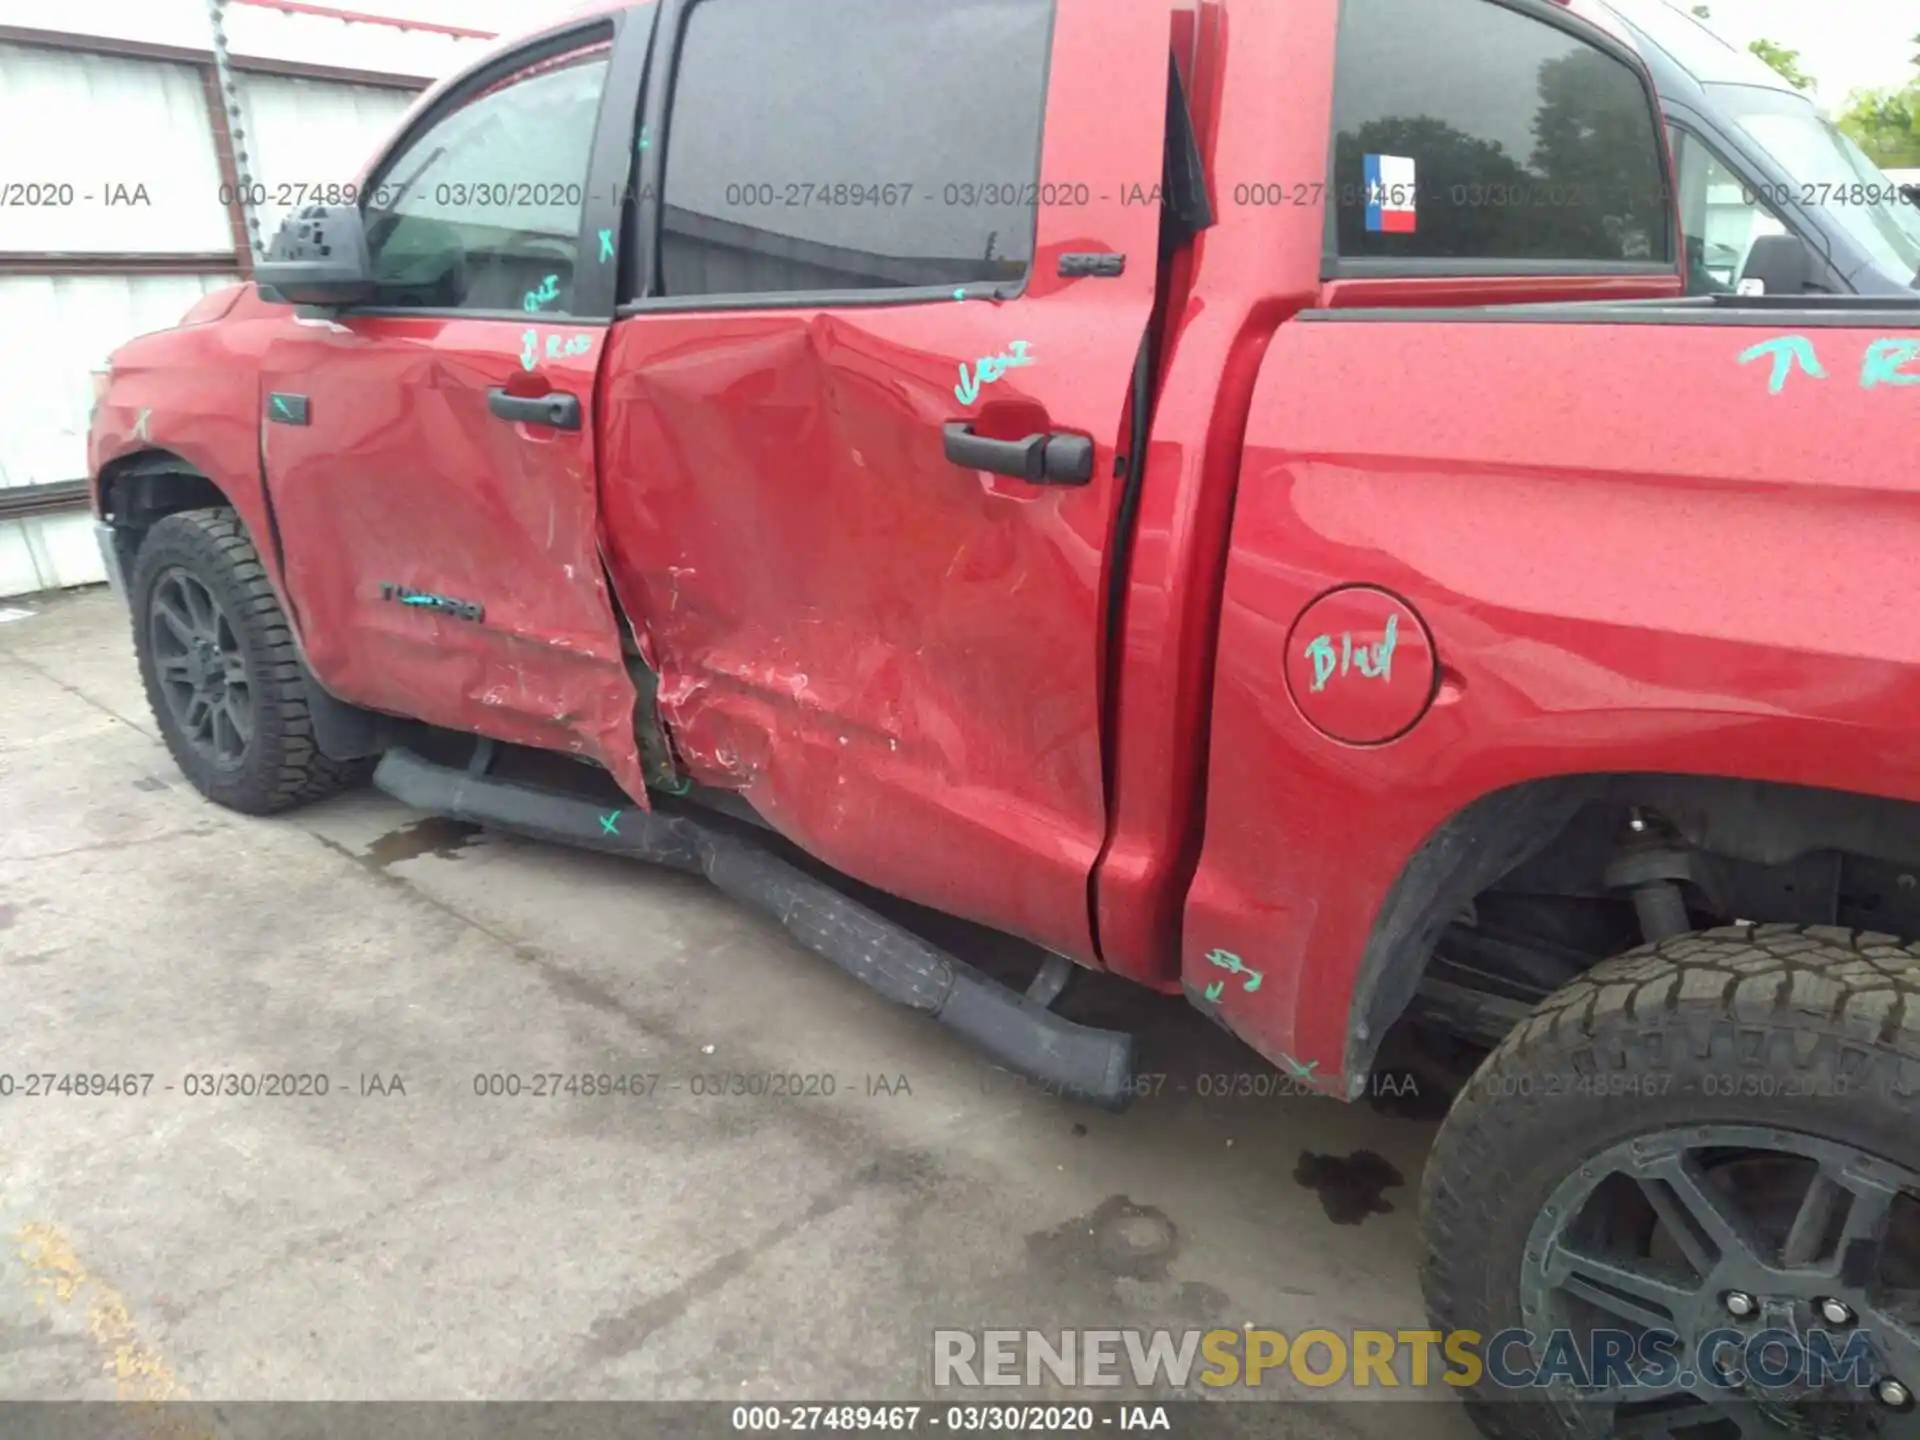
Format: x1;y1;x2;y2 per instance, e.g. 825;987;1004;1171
1603;0;1920;295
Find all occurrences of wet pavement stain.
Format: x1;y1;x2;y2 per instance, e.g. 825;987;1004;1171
132;776;169;792
1294;1150;1405;1225
361;817;484;870
1029;1194;1177;1279
1024;1195;1231;1320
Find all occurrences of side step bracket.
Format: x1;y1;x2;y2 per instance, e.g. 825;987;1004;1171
373;748;1136;1109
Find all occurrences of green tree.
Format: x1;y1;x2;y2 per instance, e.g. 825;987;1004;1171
1837;85;1920;169
1748;38;1816;92
1530;48;1670;258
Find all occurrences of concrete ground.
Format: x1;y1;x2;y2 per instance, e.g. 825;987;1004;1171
0;586;1482;1436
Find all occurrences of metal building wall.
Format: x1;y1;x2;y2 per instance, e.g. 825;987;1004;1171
0;1;497;599
0;274;238;594
0;47;233;255
237;74;416;239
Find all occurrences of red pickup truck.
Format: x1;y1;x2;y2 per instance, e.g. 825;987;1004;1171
89;0;1920;1430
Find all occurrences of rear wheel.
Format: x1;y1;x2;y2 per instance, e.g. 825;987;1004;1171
131;508;367;814
1421;925;1920;1438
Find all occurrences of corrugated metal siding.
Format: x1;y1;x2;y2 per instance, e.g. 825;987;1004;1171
238;74;414;240
0;270;236;598
0;46;231;254
0;6;525;597
0;273;236;491
0;0;499;82
0;513;106;598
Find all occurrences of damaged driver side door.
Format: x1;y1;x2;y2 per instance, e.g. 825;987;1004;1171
260;12;654;801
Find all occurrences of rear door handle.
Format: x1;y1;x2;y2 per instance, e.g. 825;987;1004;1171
943;423;1093;486
487;388;581;431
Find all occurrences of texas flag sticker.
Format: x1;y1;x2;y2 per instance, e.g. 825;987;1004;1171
1364;153;1417;233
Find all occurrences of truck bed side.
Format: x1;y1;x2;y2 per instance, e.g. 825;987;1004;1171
1187;302;1920;1093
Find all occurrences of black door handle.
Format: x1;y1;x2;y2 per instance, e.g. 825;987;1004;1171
943;423;1093;486
487;388;581;431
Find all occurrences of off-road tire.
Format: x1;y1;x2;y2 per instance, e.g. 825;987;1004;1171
1420;924;1920;1439
131;507;368;814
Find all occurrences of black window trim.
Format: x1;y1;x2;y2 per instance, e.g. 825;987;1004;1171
1297;293;1920;325
1319;0;1682;281
338;6;650;324
618;0;1058;316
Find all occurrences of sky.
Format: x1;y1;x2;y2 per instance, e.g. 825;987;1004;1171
1687;0;1916;108
251;0;1919;115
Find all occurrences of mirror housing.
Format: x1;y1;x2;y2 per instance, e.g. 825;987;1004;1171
1736;232;1819;297
255;204;374;307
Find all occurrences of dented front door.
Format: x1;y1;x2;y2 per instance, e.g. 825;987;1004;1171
598;0;1169;960
260;19;650;802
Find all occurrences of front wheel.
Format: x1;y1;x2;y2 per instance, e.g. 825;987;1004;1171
131;507;367;814
1421;925;1920;1439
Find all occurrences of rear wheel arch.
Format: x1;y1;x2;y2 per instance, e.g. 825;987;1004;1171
1343;776;1600;1084
1345;773;1920;1084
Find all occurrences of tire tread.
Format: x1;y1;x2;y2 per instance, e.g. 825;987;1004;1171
1419;926;1920;1440
130;507;368;814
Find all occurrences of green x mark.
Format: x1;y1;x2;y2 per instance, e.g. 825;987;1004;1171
599;810;621;836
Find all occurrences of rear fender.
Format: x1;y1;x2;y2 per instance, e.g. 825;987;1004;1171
1182;305;1920;1097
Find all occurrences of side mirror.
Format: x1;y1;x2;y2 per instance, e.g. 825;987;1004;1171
1736;232;1818;296
256;204;374;307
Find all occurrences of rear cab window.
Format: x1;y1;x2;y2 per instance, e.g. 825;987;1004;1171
1327;0;1674;273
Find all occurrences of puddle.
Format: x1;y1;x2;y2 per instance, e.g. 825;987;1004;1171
361;816;484;870
1294;1150;1405;1226
1024;1194;1230;1320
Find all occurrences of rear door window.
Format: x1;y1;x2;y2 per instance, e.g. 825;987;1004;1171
1328;0;1673;269
655;0;1054;300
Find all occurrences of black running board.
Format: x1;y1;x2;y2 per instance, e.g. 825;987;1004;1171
373;748;1135;1109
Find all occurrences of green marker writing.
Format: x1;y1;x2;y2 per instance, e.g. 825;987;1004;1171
1861;338;1920;390
1738;335;1826;395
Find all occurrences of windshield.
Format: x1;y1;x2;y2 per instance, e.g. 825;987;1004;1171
1713;88;1920;284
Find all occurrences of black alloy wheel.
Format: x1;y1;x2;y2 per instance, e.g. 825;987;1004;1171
149;566;255;768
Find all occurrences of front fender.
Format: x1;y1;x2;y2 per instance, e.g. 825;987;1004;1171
91;290;292;591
